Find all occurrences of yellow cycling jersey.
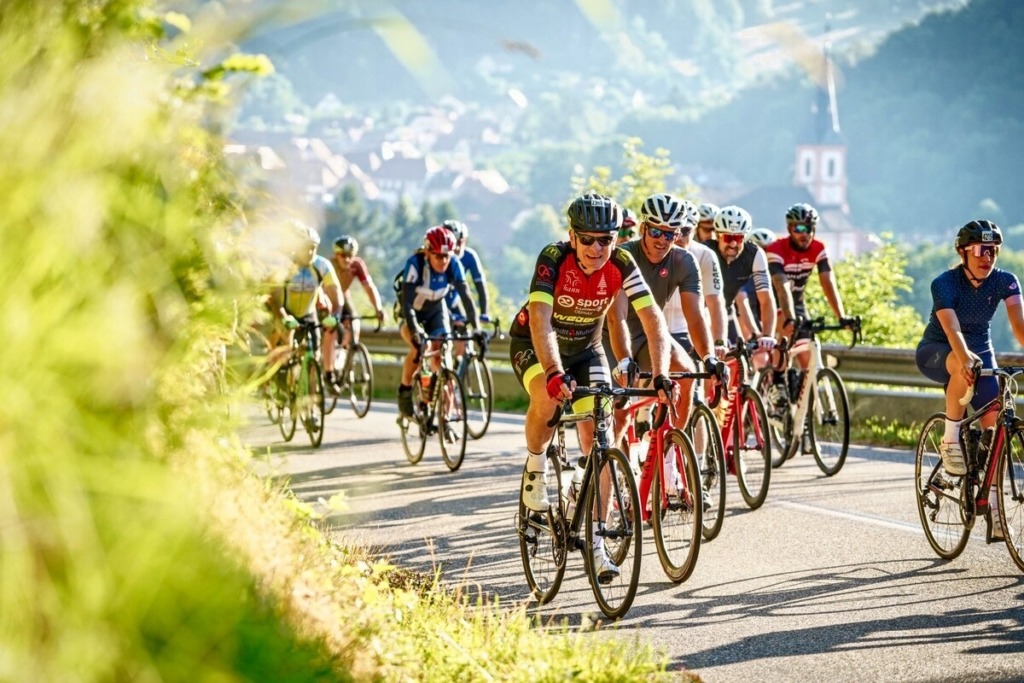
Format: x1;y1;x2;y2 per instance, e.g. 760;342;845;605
281;255;339;318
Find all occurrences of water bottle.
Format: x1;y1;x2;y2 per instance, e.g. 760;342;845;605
964;426;982;467
564;458;586;520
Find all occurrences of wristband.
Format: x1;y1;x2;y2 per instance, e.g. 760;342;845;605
713;339;726;346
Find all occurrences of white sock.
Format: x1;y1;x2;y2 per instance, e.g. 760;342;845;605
525;450;546;473
944;419;959;444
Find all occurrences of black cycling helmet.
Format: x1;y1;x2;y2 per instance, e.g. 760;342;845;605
955;219;1002;249
567;193;622;233
333;235;358;256
785;202;819;228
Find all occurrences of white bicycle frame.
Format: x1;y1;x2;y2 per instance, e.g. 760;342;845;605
780;336;842;458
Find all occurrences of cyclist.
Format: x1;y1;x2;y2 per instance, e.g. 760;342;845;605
396;226;480;418
695;202;719;243
509;193;675;581
330;235;386;390
269;221;345;414
735;227;778;341
441;219;491;362
613;193;725;434
615;207;638;245
915;221;1024;514
704;206;777;356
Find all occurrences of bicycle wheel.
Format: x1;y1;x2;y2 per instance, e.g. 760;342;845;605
651;430;702;583
399;382;427;464
323;345;339;416
437;369;467;471
915;413;969;560
584;447;641;620
735;387;771;509
463;354;493;440
808;367;850;476
998;428;1024;572
518;450;566;604
348;342;374;418
264;376;282;425
278;363;298;442
303;359;326;448
756;370;792;469
687;403;725;542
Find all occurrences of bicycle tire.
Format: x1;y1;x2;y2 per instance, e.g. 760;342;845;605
809;367;850;476
735;387;771;509
756;370;792;469
303;359;326;448
687;402;726;542
324;356;338;416
348;342;374;418
651;430;702;583
583;447;641;620
518;452;566;604
438;368;467;471
264;377;282;425
399;381;428;464
915;413;969;560
998;427;1024;573
278;363;298;442
463;353;493;440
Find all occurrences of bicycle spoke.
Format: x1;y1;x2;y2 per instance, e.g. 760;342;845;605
651;430;702;583
585;448;641;620
810;368;849;476
999;429;1024;572
687;404;725;542
915;414;970;559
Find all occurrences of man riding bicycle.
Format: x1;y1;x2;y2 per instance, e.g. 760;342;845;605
330;235;386;391
508;193;675;582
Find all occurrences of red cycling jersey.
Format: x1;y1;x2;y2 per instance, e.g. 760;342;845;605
764;237;831;316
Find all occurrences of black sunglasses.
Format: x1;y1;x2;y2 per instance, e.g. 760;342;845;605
574;232;615;247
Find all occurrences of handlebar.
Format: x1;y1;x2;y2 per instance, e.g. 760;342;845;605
546;383;669;428
960;363;1024;406
796;315;862;349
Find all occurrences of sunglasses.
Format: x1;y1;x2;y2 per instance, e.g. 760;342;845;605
647;226;680;241
721;233;745;245
427;250;451;259
969;243;1000;258
574;232;615;247
790;223;813;234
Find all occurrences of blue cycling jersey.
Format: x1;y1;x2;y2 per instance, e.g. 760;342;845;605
921;266;1021;352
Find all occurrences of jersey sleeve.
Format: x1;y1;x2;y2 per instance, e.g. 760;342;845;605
1001;271;1022;304
314;255;339;288
765;243;786;277
462;248;485;282
526;243;564;306
697;247;723;297
615;248;655;312
350;257;369;284
677;249;703;297
814;242;832;274
751;247;771;292
931;271;957;311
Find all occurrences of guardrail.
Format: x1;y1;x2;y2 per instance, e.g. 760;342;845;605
358;328;1024;425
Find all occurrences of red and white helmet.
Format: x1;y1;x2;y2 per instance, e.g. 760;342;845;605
424;225;456;255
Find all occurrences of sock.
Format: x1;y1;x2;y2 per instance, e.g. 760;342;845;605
944;419;959;444
525;449;546;473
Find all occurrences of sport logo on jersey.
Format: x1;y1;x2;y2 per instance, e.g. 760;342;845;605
562;269;583;293
536;264;554;283
557;295;574;307
596;274;608;297
659;267;668;278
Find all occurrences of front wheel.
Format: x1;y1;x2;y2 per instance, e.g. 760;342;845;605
399;382;428;464
278;363;298;442
437;369;467;471
809;367;850;476
687;403;725;542
584;447;641;620
348;342;374;418
998;428;1024;572
302;359;326;448
651;430;702;583
518;451;566;604
756;369;792;469
735;387;771;509
915;413;969;560
463;354;494;440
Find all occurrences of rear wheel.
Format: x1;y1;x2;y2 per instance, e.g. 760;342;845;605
809;367;850;476
915;413;969;560
735;387;771;509
278;362;298;442
348;342;374;418
756;369;792;468
584;448;641;620
303;359;326;448
438;369;467;471
651;430;702;583
399;381;428;464
463;353;494;439
997;428;1024;573
687;403;725;542
518;451;566;604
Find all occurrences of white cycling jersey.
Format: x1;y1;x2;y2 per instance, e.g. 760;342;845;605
664;240;722;336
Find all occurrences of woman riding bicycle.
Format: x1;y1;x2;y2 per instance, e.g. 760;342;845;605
916;220;1024;479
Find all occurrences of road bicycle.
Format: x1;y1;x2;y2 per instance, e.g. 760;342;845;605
397;334;468;471
915;365;1024;572
620;371;709;582
685;375;726;541
515;383;663;619
325;314;379;418
717;339;772;509
272;317;327;448
756;316;861;476
450;318;502;440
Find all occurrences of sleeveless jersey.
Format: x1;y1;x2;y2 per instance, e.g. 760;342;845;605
764;237;831;317
336;256;369;295
282;255;339;318
921;266;1022;351
509;242;654;357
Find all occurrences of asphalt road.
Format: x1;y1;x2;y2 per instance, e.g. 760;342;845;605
245;401;1024;683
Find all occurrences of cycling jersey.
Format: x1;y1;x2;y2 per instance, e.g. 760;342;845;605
764;237;832;318
664;240;721;336
921;266;1022;351
446;246;490;320
398;251;475;334
281;255;340;318
619;240;701;356
509;241;654;357
336;256;370;294
703;240;771;307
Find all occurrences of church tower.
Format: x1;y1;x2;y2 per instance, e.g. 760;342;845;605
794;25;848;213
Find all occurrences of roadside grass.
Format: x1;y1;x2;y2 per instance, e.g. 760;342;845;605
850;416;922;449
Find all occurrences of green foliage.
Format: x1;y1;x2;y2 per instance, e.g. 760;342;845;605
571;137;679;211
850;416;923;449
804;237;924;348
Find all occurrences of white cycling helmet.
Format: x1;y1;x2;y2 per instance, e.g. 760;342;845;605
639;193;699;230
750;227;777;248
714;205;753;236
697;202;720;223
